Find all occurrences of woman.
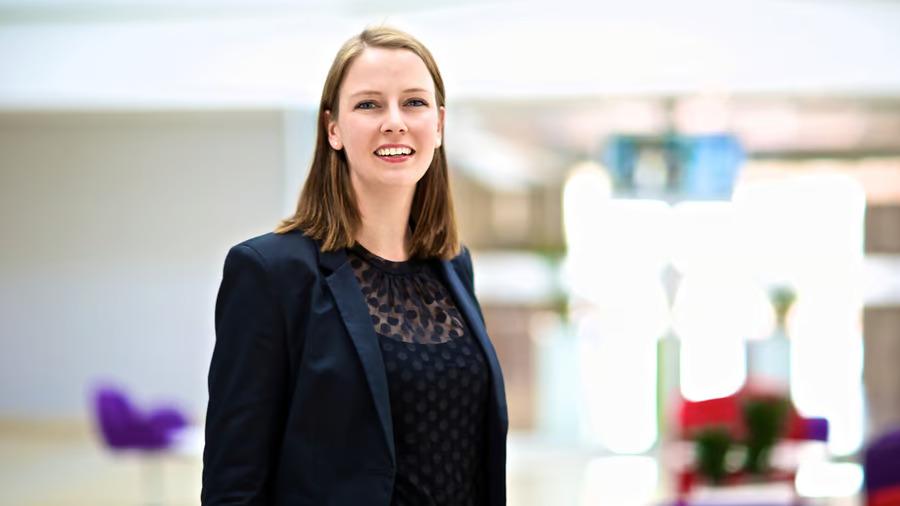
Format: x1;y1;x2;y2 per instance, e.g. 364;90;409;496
202;27;508;506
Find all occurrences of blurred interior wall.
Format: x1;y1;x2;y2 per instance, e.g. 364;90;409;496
864;204;900;436
453;173;564;253
0;110;288;418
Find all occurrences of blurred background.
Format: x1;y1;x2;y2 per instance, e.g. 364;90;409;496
2;0;900;504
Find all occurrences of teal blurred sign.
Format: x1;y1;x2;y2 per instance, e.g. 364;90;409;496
602;134;745;201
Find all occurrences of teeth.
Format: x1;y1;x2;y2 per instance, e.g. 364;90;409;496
376;147;412;156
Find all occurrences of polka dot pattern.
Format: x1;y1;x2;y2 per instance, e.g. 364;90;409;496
348;245;489;506
348;245;468;345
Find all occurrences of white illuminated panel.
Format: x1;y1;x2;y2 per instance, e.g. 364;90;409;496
562;161;613;257
576;312;660;453
670;202;771;401
580;456;659;506
678;330;746;402
734;173;866;456
795;462;864;498
563;166;666;453
563;167;866;455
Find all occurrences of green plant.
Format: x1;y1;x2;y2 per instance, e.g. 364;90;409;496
741;397;789;475
694;427;733;485
769;286;796;328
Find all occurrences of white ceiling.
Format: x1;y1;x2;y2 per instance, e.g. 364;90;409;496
1;0;899;108
0;0;488;21
2;0;898;191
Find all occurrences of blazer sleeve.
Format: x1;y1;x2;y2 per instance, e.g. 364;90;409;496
202;244;289;505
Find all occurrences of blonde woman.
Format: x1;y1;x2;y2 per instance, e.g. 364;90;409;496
202;27;508;506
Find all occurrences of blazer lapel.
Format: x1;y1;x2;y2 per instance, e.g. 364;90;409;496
438;259;508;427
319;248;396;466
316;246;506;472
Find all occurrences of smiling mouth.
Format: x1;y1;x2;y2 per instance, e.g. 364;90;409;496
373;148;416;158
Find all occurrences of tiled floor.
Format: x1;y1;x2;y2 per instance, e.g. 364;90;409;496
0;421;861;506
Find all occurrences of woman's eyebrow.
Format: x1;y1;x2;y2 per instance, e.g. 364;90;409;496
349;88;429;98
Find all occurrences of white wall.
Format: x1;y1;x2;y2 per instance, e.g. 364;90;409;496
0;110;304;419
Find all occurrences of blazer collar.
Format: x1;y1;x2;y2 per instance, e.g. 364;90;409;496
318;246;346;275
320;247;396;466
437;258;508;430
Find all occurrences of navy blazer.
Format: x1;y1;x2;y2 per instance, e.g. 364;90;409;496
202;230;508;505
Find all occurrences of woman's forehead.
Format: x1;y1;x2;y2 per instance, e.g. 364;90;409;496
341;47;435;97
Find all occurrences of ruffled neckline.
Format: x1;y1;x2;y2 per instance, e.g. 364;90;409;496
348;243;426;275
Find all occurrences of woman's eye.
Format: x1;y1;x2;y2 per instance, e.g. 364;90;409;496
406;99;428;107
355;101;376;110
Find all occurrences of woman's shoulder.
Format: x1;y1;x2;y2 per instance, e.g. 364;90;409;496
446;244;474;288
237;228;318;255
228;229;321;279
449;244;472;269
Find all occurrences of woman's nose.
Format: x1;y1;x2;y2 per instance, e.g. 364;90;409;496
380;104;407;134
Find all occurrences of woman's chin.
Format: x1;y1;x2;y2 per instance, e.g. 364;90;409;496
367;168;428;189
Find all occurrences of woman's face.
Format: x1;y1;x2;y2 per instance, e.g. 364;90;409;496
326;47;444;192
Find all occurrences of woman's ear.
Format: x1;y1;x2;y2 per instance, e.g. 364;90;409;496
324;110;343;150
436;105;445;148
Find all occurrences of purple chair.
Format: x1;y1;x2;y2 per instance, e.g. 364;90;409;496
92;385;189;452
91;384;194;503
865;427;900;506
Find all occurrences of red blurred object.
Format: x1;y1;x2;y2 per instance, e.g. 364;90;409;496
676;386;828;442
678;393;744;440
870;486;900;506
669;385;828;502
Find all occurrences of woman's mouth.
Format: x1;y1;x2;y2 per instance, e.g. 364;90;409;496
373;147;415;164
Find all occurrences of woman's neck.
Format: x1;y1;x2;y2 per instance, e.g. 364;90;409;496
353;183;415;262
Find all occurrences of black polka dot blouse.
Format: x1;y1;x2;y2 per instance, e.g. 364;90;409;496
348;244;489;506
